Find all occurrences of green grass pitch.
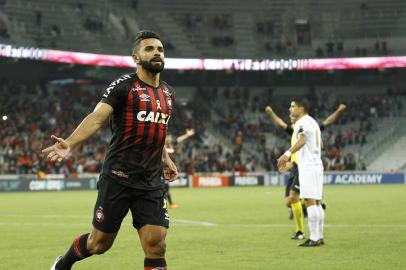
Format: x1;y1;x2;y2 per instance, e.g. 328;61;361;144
1;185;405;270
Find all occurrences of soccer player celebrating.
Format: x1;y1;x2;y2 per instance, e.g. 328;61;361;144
277;99;325;247
265;103;346;240
43;30;177;270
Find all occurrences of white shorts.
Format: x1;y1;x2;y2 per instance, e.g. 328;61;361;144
298;164;324;200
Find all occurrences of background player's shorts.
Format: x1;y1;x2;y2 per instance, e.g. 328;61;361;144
285;163;300;197
164;182;170;192
92;175;169;233
298;164;324;200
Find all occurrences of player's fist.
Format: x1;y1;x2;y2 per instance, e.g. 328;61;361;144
278;161;294;173
277;154;289;170
265;106;273;114
338;104;347;112
163;158;178;182
186;128;195;137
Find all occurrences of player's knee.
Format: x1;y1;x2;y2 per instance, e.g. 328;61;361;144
290;196;299;204
144;235;166;257
88;239;113;255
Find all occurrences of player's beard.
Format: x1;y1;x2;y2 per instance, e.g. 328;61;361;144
139;59;165;74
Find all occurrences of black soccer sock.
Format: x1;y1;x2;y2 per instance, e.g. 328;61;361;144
56;233;92;270
144;258;167;270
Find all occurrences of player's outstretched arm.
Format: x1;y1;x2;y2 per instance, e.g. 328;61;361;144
322;103;346;127
42;102;113;163
265;105;288;130
176;128;195;143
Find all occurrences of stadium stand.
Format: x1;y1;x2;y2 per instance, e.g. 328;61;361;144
205;86;406;171
2;0;406;57
1;79;404;175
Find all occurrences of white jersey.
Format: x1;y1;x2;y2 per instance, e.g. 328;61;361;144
293;114;323;167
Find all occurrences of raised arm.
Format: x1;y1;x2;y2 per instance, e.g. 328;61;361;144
265;105;289;130
42;102;113;162
322;104;346;127
176;128;195;143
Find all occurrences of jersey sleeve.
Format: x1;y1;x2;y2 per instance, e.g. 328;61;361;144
296;118;310;137
162;81;175;101
100;81;127;110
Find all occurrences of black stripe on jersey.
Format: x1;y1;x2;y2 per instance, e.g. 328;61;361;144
151;88;161;152
134;87;154;163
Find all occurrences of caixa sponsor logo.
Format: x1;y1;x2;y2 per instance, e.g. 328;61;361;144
235;176;258;186
137;111;170;124
199;177;222;187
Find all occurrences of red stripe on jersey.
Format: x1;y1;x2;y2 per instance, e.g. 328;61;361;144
123;88;134;142
135;88;147;143
156;87;167;146
146;86;157;147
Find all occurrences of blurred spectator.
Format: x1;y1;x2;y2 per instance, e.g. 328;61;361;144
35;10;42;27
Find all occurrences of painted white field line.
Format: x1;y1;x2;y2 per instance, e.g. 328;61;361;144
173;219;217;226
0;220;405;229
0;214;212;226
0;213;90;218
222;224;406;228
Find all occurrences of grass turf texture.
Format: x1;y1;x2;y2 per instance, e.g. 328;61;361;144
0;185;405;270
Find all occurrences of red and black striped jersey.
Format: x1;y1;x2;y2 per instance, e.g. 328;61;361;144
100;73;174;190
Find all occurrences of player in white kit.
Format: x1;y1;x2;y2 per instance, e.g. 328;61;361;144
277;99;325;247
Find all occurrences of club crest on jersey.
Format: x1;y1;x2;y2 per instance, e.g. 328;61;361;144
166;97;172;107
137;111;171;125
95;207;104;222
139;93;150;102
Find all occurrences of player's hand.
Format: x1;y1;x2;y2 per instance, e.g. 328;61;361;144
163;157;178;182
41;135;71;163
338;104;347;112
186;128;195;137
265;106;273;115
277;154;290;171
278;161;294;173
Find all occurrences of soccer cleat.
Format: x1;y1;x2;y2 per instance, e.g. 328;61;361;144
298;239;320;247
317;238;325;245
50;256;63;270
288;208;293;220
291;231;305;240
169;203;179;209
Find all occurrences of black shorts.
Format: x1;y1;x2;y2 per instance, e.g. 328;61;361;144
92;175;169;233
284;163;300;197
